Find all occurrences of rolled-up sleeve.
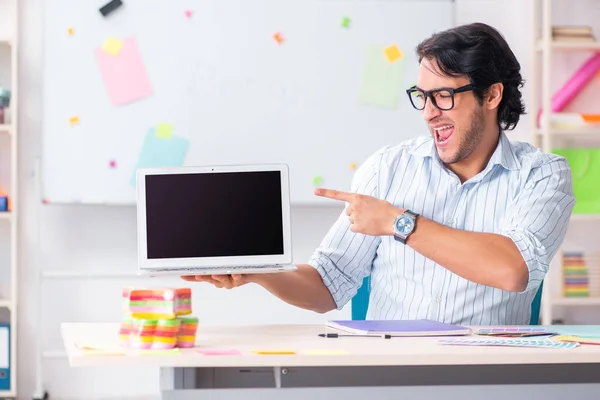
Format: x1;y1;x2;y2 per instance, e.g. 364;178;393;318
500;156;575;292
308;151;385;310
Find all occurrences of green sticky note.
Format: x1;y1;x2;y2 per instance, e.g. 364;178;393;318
341;16;350;28
357;44;405;110
313;176;324;187
156;123;173;139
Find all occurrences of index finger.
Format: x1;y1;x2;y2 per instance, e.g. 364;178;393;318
314;188;355;202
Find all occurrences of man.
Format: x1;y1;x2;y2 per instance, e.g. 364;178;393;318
182;22;575;325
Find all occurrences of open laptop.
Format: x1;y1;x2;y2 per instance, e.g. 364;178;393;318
135;164;297;276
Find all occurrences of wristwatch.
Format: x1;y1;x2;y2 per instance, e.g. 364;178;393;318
393;209;419;244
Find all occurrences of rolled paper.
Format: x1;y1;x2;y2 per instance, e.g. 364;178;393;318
176;315;198;348
125;288;192;319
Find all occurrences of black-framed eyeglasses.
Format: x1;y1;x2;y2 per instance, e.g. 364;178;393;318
406;84;475;111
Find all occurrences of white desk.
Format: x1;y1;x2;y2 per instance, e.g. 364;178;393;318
61;323;600;400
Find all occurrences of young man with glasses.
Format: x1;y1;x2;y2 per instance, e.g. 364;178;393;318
183;23;574;326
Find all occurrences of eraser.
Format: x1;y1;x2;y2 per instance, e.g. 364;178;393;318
99;0;123;17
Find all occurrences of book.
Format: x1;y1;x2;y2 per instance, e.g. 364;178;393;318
326;319;471;337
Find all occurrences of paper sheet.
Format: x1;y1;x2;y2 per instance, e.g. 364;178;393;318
197;349;242;356
95;36;153;106
130;128;189;186
358;44;405;110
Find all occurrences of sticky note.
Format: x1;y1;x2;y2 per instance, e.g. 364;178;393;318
69;116;80;126
102;36;124;56
138;348;180;355
198;348;242;356
185;10;193;18
95;36;153;106
109;160;117;168
313;176;324;187
273;32;284;44
358;44;405;110
75;341;125;355
384;44;402;63
130;128;189;187
252;349;295;355
349;162;357;170
156;123;173;139
341;17;351;28
99;0;123;17
68;28;74;36
304;349;349;355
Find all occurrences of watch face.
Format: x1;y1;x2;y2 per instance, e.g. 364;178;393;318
396;215;414;235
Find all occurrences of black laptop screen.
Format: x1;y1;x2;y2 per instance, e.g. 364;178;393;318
144;171;284;259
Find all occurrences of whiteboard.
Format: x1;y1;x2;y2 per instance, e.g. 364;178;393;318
42;0;454;204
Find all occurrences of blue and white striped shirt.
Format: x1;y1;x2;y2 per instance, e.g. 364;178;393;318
309;132;575;325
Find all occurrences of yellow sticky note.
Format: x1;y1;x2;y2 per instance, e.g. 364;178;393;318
68;28;74;36
384;44;402;63
102;36;124;56
69;116;80;126
252;349;296;355
349;162;357;170
305;349;349;355
156;123;173;139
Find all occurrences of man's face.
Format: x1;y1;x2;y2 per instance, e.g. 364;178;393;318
416;58;485;165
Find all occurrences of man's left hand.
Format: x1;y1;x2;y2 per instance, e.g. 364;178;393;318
315;188;402;236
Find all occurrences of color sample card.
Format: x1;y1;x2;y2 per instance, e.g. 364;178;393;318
358;44;405;110
439;338;579;349
252;349;296;355
95;36;153;106
130;128;189;187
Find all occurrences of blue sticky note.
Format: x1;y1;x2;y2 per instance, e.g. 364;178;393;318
130;128;189;187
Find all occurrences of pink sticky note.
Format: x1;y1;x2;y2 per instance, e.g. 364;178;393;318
197;349;242;356
94;37;153;106
185;10;193;18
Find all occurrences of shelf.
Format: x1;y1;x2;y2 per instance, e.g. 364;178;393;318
552;297;600;306
0;299;12;310
0;125;11;134
0;390;16;398
0;213;11;220
536;40;600;51
0;38;11;46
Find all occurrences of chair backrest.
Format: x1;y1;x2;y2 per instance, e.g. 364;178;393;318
351;275;543;325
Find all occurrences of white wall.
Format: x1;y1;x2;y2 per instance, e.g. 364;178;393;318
8;0;600;400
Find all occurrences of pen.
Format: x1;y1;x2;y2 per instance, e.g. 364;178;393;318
318;333;392;339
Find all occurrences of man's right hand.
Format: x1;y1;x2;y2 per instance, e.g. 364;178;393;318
181;274;250;289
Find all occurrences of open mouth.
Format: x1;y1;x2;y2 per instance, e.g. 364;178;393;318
434;125;454;146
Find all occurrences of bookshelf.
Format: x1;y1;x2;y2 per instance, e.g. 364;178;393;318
0;0;18;396
532;0;600;325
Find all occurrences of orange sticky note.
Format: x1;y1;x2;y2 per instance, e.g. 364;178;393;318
69;116;80;125
384;44;402;63
273;32;284;44
102;36;124;56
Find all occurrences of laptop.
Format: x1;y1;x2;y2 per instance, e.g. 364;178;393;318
135;164;297;276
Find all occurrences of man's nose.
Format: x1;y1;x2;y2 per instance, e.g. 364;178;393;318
422;97;442;122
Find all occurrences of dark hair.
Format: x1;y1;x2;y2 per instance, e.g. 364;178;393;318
416;22;525;131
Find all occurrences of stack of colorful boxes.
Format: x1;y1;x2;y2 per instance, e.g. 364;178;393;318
119;287;199;350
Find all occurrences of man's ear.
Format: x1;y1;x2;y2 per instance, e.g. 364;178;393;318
485;82;503;110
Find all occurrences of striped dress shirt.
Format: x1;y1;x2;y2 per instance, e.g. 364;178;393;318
309;132;575;325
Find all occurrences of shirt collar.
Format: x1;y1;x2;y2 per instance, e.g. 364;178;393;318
408;130;521;171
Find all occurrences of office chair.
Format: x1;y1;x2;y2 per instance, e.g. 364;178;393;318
351;275;544;325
